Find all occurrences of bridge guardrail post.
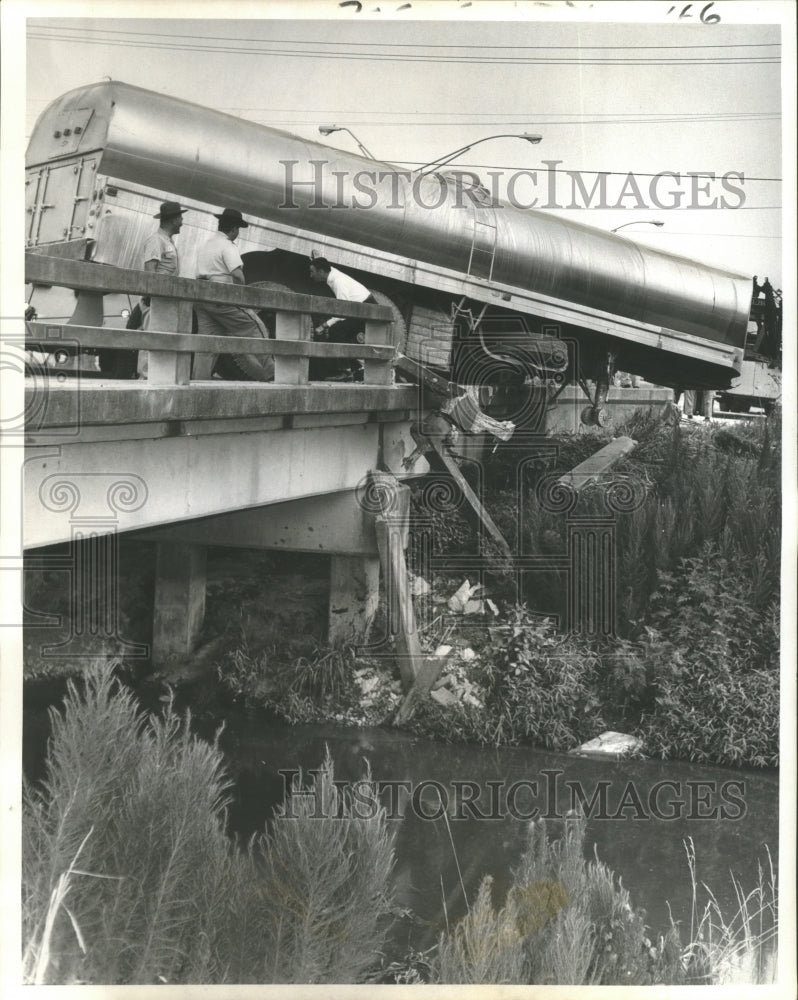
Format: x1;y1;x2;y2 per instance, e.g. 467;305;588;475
363;319;395;386
273;310;311;384
146;297;193;385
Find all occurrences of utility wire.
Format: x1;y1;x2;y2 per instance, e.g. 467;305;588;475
27;32;780;65
391;162;783;182
27;24;782;50
637;232;782;238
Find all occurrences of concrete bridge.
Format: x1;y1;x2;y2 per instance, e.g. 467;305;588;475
23;253;428;669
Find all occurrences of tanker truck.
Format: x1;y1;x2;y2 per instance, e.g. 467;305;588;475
25;81;751;426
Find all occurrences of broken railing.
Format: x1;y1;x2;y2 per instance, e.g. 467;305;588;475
24;253;397;386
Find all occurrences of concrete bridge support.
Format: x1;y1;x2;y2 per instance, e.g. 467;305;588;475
329;555;381;647
142;488;388;668
152;543;207;668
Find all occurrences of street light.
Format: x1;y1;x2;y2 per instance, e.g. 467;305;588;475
611;220;665;233
414;133;543;178
318;125;375;160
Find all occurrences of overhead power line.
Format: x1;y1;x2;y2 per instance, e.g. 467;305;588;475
224;109;781;119
391;162;783;182
251;114;780;127
27;31;780;65
27;25;782;50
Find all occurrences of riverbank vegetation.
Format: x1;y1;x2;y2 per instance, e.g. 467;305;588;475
215;413;780;769
403;412;780;767
21;412;780;770
23;668;776;986
23;665;395;985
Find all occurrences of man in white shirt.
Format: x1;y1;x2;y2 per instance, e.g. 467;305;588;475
194;208;273;380
309;257;376;344
309;257;377;380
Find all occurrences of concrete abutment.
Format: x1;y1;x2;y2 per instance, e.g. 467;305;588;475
144;487;403;668
152;542;207;667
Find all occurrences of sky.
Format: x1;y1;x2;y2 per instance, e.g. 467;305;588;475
16;1;790;287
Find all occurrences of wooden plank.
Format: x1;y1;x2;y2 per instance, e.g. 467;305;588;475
25;321;395;360
556;436;637;494
363;319;395;386
394;355;454;399
374;515;422;692
24;253;394;320
371;478;422;692
426;434;513;560
393;651;450;725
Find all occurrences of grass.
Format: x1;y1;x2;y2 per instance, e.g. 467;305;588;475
681;838;778;985
430;815;778;987
22;662;396;985
24;664;778;986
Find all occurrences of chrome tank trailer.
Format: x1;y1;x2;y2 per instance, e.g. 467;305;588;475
26;81;750;389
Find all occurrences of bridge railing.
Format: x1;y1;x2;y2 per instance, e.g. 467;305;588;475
24;253;398;387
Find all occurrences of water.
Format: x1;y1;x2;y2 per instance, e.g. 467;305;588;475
219;716;778;957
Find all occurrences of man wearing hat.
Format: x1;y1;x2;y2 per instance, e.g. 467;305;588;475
137;201;187;338
193;209;272;379
143;201;186;276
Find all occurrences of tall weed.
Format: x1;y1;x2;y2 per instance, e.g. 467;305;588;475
23;665;396;985
23;664;231;984
432;815;683;986
253;751;395;984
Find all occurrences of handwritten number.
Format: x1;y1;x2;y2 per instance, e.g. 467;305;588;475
667;1;720;21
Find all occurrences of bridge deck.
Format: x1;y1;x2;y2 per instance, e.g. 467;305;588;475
27;380;420;438
24;253;426;548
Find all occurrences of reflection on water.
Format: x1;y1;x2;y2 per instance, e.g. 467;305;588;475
220;717;779;959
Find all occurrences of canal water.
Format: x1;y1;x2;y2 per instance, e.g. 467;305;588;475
217;715;779;959
22;679;778;965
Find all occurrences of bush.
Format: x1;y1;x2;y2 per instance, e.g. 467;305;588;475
23;664;231;984
432;815;684;986
251;751;396;983
637;548;779;767
22;665;396;985
481;609;605;751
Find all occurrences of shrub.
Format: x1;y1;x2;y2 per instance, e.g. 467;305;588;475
23;663;231;985
22;665;396;985
435;876;527;984
481;609;605;751
264;752;395;983
638;548;779;767
432;815;684;986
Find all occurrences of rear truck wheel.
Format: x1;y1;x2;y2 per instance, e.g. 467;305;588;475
212;308;274;381
213;281;285;382
369;289;408;353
